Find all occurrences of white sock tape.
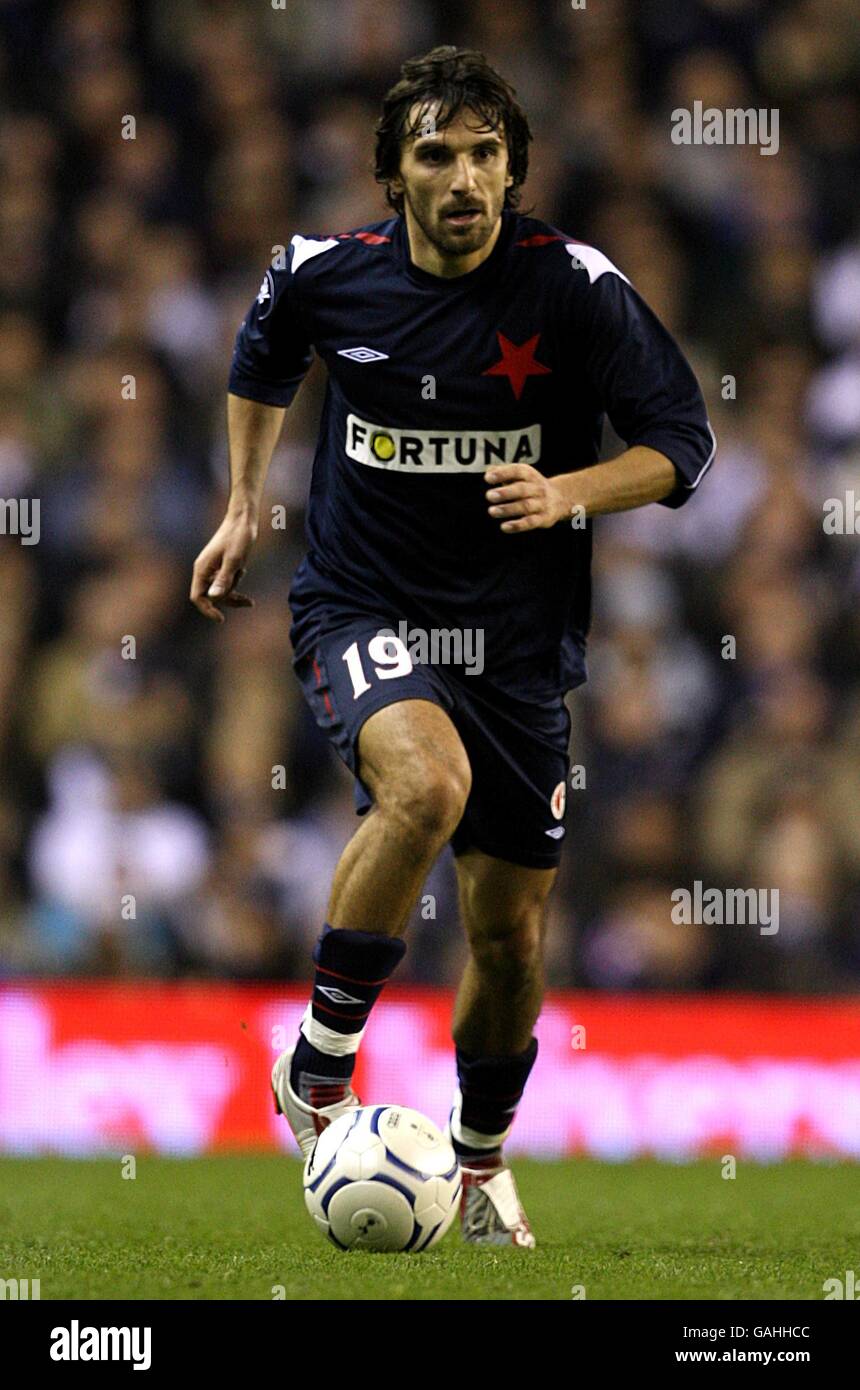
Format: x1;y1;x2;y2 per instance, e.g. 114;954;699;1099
300;1003;366;1057
451;1112;511;1149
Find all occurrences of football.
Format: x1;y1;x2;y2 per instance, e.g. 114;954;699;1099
303;1104;462;1252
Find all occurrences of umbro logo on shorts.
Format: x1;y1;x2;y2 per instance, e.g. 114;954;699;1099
544;826;565;839
316;984;365;1005
337;347;389;363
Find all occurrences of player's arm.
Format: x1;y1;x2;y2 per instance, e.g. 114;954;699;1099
190;249;313;620
485;446;677;532
486;258;714;533
190;395;286;621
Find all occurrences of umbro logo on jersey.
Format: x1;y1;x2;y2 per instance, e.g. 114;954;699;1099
316;985;364;1005
544;826;565;839
337;347;389;363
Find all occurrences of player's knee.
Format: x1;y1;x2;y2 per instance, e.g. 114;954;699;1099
469;904;544;974
381;760;471;845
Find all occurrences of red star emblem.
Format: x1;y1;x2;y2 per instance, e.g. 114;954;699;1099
482;332;552;400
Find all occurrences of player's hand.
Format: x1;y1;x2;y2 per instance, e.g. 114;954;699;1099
190;511;258;622
485;464;569;533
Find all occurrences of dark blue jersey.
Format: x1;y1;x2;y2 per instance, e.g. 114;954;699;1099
229;209;715;700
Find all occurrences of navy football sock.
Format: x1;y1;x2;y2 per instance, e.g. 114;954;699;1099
451;1037;539;1159
290;925;406;1105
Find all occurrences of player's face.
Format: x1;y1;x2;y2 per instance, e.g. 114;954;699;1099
392;105;514;271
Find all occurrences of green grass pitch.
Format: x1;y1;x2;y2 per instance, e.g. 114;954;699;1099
0;1156;856;1300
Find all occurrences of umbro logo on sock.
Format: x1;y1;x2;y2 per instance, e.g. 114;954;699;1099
316;985;365;1005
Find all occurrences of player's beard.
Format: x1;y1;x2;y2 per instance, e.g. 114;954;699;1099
404;185;504;262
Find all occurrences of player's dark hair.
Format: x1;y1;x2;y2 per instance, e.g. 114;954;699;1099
374;46;532;215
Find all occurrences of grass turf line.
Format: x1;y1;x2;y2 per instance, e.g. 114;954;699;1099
0;1157;856;1301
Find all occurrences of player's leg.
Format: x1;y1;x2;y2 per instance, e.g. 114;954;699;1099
287;696;470;1113
274;674;472;1156
445;850;555;1246
325;697;472;934
432;675;569;1243
452;849;555;1057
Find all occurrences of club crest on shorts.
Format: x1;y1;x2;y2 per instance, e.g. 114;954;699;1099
550;780;566;820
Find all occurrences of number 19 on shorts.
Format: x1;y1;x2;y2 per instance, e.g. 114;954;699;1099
342;635;414;699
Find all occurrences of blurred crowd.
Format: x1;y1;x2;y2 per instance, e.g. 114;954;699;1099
0;0;859;992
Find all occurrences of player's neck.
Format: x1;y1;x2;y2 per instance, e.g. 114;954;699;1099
403;212;503;279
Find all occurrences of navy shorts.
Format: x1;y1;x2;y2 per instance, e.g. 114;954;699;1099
294;615;571;869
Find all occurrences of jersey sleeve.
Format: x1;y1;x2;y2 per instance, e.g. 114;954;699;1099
228;249;314;408
577;262;715;508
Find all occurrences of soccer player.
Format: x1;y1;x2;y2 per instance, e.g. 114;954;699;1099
191;46;714;1247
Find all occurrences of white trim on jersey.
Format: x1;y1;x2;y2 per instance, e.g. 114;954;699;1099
681;419;718;491
564;241;631;285
290;234;340;275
